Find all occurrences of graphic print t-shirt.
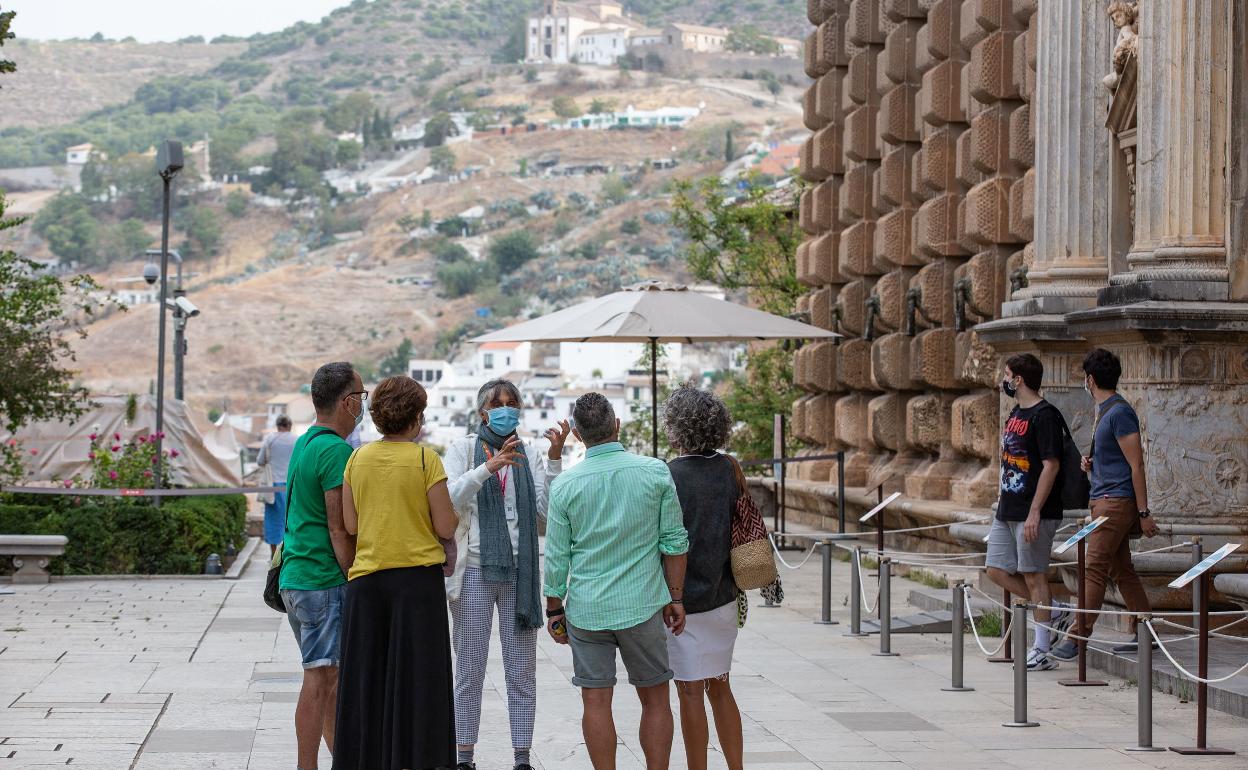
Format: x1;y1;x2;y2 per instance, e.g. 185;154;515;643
998;402;1064;521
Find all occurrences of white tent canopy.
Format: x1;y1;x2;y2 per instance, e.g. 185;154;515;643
471;282;839;455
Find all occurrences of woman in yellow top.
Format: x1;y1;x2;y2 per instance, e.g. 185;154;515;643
332;375;458;770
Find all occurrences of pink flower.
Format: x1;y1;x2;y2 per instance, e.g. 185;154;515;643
155;432;166;440
88;433;98;441
62;479;73;488
87;452;96;460
143;470;153;478
151;456;159;464
137;435;147;444
6;438;15;447
170;449;180;459
113;433;121;441
111;445;121;453
108;470;118;480
29;448;38;456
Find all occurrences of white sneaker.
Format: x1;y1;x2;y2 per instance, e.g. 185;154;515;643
1026;647;1059;671
1049;602;1074;640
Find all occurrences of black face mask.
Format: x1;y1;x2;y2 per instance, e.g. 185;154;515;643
1001;378;1018;399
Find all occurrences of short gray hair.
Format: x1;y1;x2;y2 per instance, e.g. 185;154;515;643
311;361;355;414
476;379;523;416
663;385;731;455
572;392;616;445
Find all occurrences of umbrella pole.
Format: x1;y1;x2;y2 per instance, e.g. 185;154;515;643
650;338;659;458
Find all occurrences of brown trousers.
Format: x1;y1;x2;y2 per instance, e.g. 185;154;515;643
1076;497;1151;635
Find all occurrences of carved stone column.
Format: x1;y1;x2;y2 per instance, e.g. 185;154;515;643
1005;0;1112;314
1110;0;1230;300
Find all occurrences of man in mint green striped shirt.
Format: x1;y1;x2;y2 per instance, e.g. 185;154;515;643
543;393;688;770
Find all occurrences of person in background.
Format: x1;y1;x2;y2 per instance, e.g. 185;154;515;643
333;375;458;770
258;414;296;557
985;354;1071;671
544;392;689;770
278;362;364;770
443;379;570;770
661;385;743;770
1053;348;1159;660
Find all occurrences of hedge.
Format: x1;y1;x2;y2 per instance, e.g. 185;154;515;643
0;494;247;575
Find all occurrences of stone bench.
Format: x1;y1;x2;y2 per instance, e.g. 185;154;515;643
0;535;68;584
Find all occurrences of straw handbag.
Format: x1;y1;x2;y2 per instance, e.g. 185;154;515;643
728;455;778;591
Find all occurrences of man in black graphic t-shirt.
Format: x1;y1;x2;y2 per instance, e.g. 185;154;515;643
986;353;1071;671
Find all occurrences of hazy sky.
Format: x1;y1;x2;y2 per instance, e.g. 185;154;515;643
6;0;352;43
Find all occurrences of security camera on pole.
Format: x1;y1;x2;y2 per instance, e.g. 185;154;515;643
152;140;183;495
145;248;198;402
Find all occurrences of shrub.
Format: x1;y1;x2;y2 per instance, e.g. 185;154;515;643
0;494;246;575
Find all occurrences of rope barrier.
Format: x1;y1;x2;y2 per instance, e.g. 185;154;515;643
853;549;879;614
1145;620;1248;684
1155;614;1248;642
1030;601;1248;618
961;585;1010;657
767;533;821;570
876;516;993;535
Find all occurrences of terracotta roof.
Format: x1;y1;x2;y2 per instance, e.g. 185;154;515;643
480;341;525;350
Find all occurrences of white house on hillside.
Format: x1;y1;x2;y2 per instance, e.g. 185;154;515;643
477;341;532;377
662;23;729;53
66;143;95;165
526;0;638;64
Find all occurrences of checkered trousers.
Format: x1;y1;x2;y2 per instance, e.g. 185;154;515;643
450;566;538;749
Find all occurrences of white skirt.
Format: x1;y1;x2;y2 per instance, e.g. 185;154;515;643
666;600;738;681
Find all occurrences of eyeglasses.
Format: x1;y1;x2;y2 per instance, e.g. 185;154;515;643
345;390;369;403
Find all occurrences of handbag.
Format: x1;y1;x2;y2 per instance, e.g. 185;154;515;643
727;455;779;591
263;427;338;613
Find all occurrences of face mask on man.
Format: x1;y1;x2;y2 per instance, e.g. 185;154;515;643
486;406;520;435
1001;376;1019;399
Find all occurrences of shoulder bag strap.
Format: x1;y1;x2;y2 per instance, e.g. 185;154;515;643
281;428;340;543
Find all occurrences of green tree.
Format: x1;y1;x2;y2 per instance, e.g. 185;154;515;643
430;145;457;174
620;217;642;236
225;189;248;218
726;25;782;56
100;218;153;262
0;5;14;82
323;90;374;133
337;139;362;166
722;346;800;461
378;337;415;378
724;128;736;162
618;344;672;457
765;76;783;102
436;261;490;298
0;193;109;431
423;112;458;147
181;206;223;258
599;174;629;206
488;230;539;273
552;95;582;119
588;97;616;115
431;238;469;263
33;192;99;264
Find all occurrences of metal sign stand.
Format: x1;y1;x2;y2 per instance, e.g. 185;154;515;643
1055;516;1108;687
1168;542;1241;756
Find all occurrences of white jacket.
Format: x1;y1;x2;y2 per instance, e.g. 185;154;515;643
443;434;561;601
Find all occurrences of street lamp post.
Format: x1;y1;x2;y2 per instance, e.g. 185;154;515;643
153;141;183;492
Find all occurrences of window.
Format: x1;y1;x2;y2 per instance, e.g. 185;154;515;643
632;387;641;399
442;396;448;407
505;355;512;367
484;353;495;369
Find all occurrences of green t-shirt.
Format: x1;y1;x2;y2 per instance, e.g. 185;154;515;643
278;426;354;591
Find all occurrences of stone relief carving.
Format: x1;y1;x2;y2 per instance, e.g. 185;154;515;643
1103;0;1138;92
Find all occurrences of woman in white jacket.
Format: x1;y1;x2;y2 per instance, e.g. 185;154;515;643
443;379;568;770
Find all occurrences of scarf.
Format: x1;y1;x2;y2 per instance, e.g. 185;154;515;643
474;425;542;631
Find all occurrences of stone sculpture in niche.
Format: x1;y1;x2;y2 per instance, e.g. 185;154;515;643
1103;0;1138;92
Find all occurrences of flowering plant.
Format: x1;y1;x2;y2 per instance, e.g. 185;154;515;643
1;437;27;486
87;431;174;488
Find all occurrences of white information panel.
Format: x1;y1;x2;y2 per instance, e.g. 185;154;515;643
859;491;902;523
1054;516;1108;555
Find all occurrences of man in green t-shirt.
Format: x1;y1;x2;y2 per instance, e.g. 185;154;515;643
277;361;364;770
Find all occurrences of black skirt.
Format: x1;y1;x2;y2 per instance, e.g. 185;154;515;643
333;565;455;770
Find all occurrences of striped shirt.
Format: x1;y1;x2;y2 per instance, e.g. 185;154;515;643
543;442;689;631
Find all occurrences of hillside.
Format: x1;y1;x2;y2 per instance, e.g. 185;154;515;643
0;39;245;130
0;0;807;423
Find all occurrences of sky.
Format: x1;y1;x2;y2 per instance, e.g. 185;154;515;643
6;0;352;43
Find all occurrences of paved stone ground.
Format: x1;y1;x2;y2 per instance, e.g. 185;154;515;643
2;548;1247;769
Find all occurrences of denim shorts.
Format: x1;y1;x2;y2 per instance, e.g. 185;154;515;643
281;583;346;669
567;611;673;689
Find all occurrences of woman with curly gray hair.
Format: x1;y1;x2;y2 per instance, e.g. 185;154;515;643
662;384;744;770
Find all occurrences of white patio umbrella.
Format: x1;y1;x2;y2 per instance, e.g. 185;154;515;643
470;281;840;456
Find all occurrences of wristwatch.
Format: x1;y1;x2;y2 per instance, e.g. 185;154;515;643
1138;509;1151;519
545;606;565;618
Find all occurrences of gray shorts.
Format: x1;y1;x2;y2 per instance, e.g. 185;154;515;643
986;517;1060;575
567;611;673;689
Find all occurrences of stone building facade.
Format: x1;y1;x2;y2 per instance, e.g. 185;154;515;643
793;0;1247;542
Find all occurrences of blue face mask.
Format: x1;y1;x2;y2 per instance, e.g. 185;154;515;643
486;406;520;436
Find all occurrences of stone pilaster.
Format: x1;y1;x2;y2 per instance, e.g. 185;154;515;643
1109;0;1231;301
1005;0;1112;314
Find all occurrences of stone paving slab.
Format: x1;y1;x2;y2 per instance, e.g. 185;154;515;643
3;548;1248;769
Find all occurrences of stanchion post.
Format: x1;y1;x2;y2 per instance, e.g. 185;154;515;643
1003;601;1039;728
1191;538;1203;623
844;545;868;637
1170;571;1235;755
815;540;839;626
1059;538;1107;687
1125;615;1163;752
836;451;846;534
873;557;899;657
874;485;885;556
942;582;974;692
989;588;1014;664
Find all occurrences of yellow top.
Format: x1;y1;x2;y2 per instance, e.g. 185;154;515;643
344;441;448;581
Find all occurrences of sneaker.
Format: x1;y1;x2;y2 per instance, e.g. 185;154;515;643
1050;639;1079;661
515;765;535;770
1026;647;1059;671
456;763;476;770
1048;603;1074;640
1112;640;1159;654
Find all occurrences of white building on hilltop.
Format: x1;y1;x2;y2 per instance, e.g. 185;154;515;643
526;1;638;64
